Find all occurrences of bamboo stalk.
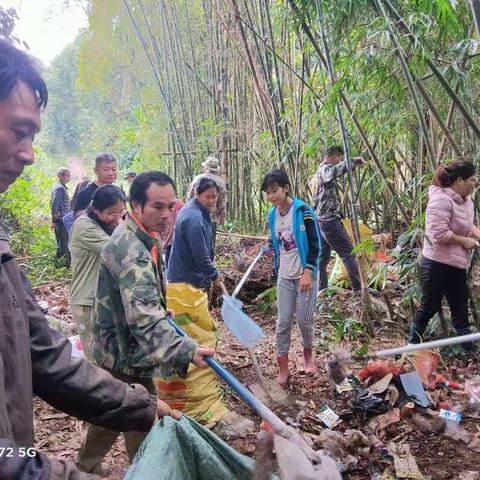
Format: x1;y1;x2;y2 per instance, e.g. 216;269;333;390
374;0;436;170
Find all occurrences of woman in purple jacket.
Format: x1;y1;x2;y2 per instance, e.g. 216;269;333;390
409;161;480;346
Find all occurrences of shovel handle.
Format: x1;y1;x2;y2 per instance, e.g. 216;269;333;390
357;332;480;360
167;317;285;431
232;250;264;298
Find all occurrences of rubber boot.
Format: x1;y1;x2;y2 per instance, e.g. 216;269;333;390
303;348;318;375
276;355;289;386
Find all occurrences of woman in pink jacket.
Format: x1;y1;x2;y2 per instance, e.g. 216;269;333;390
409;161;480;346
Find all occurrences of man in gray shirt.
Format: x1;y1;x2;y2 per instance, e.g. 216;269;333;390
51;167;71;266
315;146;364;291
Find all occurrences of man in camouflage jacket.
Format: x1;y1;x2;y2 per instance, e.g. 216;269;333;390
315;146;364;291
78;171;213;473
92;215;197;379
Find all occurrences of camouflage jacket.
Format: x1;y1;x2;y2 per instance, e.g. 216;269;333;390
315;161;357;221
92;215;197;379
186;172;228;223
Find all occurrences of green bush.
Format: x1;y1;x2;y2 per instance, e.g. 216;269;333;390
0;168;69;285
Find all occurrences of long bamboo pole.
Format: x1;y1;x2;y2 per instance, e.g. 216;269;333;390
123;0;193;177
286;0;410;225
374;0;436;170
313;0;373;327
383;0;480;140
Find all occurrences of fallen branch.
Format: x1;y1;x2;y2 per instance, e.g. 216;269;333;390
217;231;267;241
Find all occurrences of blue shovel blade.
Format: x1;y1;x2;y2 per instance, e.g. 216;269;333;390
221;294;265;349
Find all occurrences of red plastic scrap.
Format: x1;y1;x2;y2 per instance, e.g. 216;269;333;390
357;360;403;382
407;350;440;389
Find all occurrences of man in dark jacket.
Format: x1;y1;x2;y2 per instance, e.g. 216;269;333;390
0;39;181;479
51;166;71;266
73;153;118;213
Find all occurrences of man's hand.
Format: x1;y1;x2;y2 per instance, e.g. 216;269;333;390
462;237;479;250
167;309;176;319
50;222;56;232
298;269;313;293
156;399;182;421
353;157;365;167
192;345;215;368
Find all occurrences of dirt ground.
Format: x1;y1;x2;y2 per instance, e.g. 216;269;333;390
34;237;480;479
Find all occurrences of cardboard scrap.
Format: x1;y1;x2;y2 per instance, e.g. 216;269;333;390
368;408;400;433
367;374;393;396
386;384;399;406
387;443;423;479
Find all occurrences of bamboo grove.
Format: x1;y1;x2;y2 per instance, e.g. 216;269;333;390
40;0;480;233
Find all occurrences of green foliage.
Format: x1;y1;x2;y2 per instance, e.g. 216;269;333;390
255;286;277;314
0;157;70;285
326;309;365;342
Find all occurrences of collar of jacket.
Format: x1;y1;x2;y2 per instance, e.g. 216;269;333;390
193;198;211;219
0;226;13;264
125;214;158;251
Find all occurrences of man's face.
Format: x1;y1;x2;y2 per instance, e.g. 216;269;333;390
126;175;135;184
0;81;41;193
132;183;176;233
95;161;117;185
326;153;344;165
60;172;71;184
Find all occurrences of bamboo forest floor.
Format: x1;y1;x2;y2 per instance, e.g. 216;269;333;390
34;238;480;479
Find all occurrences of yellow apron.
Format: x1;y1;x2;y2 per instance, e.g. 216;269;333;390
155;283;228;426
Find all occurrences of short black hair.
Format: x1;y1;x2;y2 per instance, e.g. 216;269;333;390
130;171;176;209
326;146;344;157
90;185;126;211
95;153;117;168
0;39;48;109
196;177;219;195
261;169;290;192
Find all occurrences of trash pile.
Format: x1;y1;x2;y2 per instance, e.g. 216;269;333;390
315;349;480;478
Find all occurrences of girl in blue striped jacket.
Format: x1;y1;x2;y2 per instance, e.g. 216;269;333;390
262;169;322;385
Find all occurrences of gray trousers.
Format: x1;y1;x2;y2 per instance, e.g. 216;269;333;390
318;218;361;290
276;276;318;356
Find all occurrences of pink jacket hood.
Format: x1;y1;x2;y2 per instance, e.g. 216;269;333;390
422;185;474;269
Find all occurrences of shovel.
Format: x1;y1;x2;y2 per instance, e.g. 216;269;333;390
168;317;341;479
219;250;287;406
